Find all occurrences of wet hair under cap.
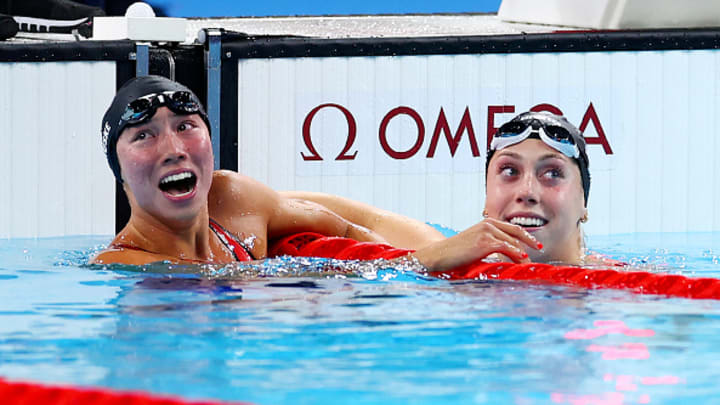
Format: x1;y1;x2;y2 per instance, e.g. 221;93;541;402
485;111;591;206
101;75;209;183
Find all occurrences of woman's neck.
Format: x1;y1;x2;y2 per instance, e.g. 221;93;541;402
531;229;584;265
120;208;215;262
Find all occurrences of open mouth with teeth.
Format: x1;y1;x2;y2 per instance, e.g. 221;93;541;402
508;216;548;228
159;171;197;198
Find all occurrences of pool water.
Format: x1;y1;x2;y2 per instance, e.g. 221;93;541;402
2;233;720;404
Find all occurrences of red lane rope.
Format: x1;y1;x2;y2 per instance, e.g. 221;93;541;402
0;378;247;405
269;232;414;260
269;232;720;300
0;378;248;405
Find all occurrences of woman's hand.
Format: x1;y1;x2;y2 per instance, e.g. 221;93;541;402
412;218;543;272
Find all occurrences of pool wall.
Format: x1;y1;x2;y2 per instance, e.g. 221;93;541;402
225;30;720;235
3;30;720;238
0;42;137;238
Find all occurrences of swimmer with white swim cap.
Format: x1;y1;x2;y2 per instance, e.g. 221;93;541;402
292;111;610;266
484;111;617;265
92;75;540;269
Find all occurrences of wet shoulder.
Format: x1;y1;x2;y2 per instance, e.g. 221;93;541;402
207;170;270;258
210;170;270;197
209;170;277;212
89;245;167;266
582;253;627;268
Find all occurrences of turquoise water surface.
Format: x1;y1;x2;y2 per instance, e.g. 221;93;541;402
1;233;720;404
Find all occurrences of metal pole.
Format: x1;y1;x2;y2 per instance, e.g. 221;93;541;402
135;42;150;76
205;29;222;170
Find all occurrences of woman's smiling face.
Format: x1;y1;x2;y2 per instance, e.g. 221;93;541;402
485;138;586;263
115;107;214;224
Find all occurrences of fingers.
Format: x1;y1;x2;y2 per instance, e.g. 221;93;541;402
486;239;530;264
461;220;530;263
429;218;541;269
463;218;539;263
483;218;543;251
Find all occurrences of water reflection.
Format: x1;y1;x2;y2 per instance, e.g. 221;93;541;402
552;320;684;405
1;235;720;403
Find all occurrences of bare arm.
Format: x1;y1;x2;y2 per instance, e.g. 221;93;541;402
279;192;543;269
212;172;541;269
268;197;388;244
281;191;444;250
412;218;543;271
209;171;388;251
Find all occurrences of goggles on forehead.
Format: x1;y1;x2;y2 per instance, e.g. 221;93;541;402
120;90;201;126
490;119;580;159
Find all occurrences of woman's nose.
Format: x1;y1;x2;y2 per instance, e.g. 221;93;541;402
515;174;539;205
160;131;187;164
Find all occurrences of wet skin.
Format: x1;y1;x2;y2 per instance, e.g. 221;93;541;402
96;107;389;265
485;139;586;264
96;106;543;268
115;107;214;228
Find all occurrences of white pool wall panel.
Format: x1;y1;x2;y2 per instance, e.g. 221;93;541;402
237;50;720;235
0;62;116;239
499;0;720;29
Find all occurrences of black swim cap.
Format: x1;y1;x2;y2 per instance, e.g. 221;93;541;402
485;111;591;206
101;75;209;183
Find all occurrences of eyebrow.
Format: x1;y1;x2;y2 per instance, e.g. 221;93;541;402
538;153;568;162
495;151;523;160
496;151;568;162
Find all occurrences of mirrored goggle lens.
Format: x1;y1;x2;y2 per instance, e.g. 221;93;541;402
121;98;154;124
496;120;575;145
166;91;200;113
496;122;528;137
120;91;200;127
543;125;574;144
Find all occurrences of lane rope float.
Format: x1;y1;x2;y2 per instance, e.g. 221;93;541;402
0;377;248;405
270;232;720;300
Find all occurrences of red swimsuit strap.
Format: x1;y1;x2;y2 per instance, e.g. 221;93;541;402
208;218;254;261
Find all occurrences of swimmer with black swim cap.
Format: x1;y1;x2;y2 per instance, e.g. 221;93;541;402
92;75;391;265
102;75;211;185
92;75;541;269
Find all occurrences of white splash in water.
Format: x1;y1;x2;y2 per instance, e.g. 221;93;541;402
201;254;428;281
242;234;257;250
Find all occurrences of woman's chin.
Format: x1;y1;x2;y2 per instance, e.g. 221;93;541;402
529;248;557;264
146;197;207;225
530;249;582;266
